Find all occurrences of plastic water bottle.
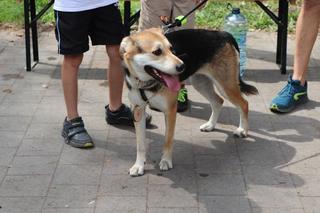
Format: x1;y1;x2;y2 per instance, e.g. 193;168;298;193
223;6;248;77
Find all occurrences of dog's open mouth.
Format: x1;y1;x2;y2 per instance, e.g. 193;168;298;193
144;65;180;92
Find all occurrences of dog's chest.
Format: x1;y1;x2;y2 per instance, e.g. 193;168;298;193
128;89;168;111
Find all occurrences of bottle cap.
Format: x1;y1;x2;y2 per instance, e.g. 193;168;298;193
232;8;240;14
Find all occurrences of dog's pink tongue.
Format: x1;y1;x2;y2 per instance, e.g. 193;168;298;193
162;75;180;92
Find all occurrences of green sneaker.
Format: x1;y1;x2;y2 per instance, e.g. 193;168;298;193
177;88;189;112
270;75;308;113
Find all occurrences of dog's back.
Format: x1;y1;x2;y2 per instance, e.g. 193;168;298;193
166;29;239;81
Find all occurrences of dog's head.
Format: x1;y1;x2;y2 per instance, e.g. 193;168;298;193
120;28;185;92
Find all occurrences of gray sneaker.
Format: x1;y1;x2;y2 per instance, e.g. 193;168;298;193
61;117;94;148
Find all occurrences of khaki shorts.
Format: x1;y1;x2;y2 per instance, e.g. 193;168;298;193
139;0;196;31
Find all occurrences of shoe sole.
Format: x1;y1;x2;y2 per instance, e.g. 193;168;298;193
270;96;309;113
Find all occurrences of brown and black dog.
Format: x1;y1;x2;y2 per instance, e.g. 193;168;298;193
120;28;258;176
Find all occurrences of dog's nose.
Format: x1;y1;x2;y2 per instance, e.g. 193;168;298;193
176;63;185;73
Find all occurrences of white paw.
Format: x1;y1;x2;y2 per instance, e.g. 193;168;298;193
159;159;173;171
233;127;248;138
129;164;145;177
200;121;216;132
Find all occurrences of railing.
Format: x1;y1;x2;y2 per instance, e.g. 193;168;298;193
24;0;54;71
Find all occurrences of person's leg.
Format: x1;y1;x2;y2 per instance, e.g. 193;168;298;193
172;0;196;112
139;0;172;31
90;3;152;126
61;54;83;120
292;0;320;85
106;45;124;111
55;9;93;148
60;54;94;148
270;0;320;113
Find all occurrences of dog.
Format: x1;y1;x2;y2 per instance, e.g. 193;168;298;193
120;28;258;176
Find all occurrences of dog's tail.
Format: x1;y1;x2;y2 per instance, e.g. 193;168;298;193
239;77;259;96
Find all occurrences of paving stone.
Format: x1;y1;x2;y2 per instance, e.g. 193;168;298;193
195;153;242;175
95;196;146;213
192;136;236;155
0;175;51;196
199;196;251;213
0;101;38;116
148;164;197;186
42;208;94;213
243;164;295;187
44;185;98;208
148;184;198;208
17;138;63;156
59;145;105;165
248;185;302;208
52;164;102;185
251;208;304;213
148;208;199;213
24;123;62;139
198;174;246;196
98;174;147;196
103;155;136;175
0;116;32;131
292;174;320;196
0;166;7;183
105;137;138;156
0;197;45;213
0;131;24;147
0;147;16;166
300;197;320;213
7;155;58;175
238;143;286;166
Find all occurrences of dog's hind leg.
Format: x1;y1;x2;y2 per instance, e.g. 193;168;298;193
191;74;224;132
219;84;249;138
129;106;147;176
159;101;177;171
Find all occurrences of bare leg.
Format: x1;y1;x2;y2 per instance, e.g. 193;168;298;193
106;45;124;111
292;0;320;85
61;54;83;120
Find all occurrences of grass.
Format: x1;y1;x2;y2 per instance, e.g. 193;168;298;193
0;0;299;32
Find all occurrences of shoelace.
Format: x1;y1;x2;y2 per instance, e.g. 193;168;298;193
278;80;297;97
177;88;188;102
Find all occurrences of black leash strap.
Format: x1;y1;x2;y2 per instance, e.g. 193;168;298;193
168;0;208;29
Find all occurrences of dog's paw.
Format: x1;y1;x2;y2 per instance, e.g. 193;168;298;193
159;159;173;171
200;122;216;132
129;164;145;177
233;127;248;138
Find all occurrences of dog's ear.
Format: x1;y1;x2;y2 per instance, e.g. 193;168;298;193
120;36;135;58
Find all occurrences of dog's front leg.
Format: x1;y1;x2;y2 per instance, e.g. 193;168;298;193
159;103;177;171
129;106;147;176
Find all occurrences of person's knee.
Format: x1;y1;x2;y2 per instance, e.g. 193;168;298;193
106;45;121;63
63;54;83;69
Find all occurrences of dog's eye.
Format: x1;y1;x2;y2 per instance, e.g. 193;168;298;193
152;48;162;56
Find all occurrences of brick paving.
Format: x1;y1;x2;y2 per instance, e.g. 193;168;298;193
0;29;319;213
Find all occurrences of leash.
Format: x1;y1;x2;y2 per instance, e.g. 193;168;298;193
162;0;208;33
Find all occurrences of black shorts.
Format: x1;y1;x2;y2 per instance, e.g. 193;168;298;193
54;3;124;55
